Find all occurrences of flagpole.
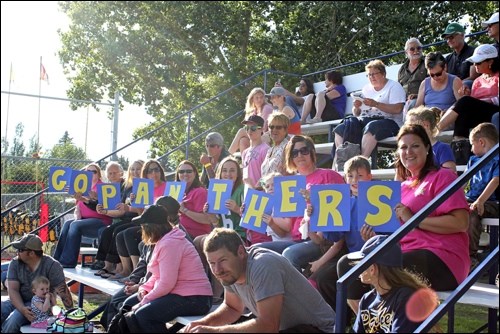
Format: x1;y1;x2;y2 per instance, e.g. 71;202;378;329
38;56;42;152
5;62;13;142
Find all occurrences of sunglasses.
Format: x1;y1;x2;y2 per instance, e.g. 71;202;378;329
408;46;422;52
445;34;458;41
17;249;29;253
291;146;311;158
269;125;285;130
206;144;218;148
87;170;98;174
244;125;262;132
429;70;444;78
147;167;161;174
178;169;194;175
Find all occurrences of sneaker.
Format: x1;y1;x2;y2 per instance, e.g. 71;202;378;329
306;118;322;124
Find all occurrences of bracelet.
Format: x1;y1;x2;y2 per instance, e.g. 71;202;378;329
204;163;212;168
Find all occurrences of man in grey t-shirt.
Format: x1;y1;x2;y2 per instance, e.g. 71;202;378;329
1;234;73;333
184;228;335;333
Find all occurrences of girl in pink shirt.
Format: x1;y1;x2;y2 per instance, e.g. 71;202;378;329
129;200;212;332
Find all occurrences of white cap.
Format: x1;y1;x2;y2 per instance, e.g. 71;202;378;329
482;13;499;27
466;44;498;63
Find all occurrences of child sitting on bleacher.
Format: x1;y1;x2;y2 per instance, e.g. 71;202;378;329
465;122;499;268
30;276;56;328
404;105;456;173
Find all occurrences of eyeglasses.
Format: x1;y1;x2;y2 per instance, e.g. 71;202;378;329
366;72;381;78
299;83;307;87
291;146;311;158
178;169;194;175
244;125;262;132
206;144;218;148
408;46;422;52
269;125;285;130
87;170;98;174
429;70;444;78
445;34;457;41
147;167;161;174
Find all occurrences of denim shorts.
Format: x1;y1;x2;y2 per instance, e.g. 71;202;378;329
334;117;400;141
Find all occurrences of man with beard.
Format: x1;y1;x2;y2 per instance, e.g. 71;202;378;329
1;234;73;333
184;228;335;333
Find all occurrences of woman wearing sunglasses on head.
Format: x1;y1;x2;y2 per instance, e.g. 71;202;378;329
176;160;213;239
414;51;462;124
261;112;291;177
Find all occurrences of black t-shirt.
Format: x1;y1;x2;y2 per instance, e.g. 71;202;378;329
445;43;475;80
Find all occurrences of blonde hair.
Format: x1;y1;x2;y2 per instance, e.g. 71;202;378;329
32;275;50;290
245;87;268;116
406;106;441;138
124;160;145;189
470;122;499;143
365;59;386;76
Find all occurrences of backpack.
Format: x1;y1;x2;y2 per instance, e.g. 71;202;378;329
107;305;141;333
450;139;472;165
335;141;361;172
47;307;89;333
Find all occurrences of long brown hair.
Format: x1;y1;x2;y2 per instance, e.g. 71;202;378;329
285;135;317;174
395;124;436;185
175;160;203;192
215;157;243;195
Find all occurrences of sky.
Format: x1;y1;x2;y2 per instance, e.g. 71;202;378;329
1;1;152;163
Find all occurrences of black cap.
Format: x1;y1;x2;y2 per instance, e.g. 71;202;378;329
132;205;168;225
155;196;180;215
242;115;265;127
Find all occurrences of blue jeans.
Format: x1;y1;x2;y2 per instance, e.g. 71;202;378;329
254;240;298;254
53;218;107;267
123;293;212;333
1;299;30;333
282;240;322;272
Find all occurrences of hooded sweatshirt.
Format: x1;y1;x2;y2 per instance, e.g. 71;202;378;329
139;228;212;305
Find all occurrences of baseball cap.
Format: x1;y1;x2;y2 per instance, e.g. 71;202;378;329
205;132;224;147
482;13;499;27
265;86;287;97
347;235;402;267
11;234;43;251
441;22;465;37
132;205;168;225
242;115;265;127
155;195;180;215
466;44;498;64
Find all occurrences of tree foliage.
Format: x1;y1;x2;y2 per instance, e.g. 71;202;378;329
57;1;496;170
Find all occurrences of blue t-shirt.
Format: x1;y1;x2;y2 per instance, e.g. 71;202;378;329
354;287;423;333
323;197;364;252
433;141;455;168
331;84;347;118
466;154;499;201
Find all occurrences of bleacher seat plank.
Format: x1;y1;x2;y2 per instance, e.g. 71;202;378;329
436;283;499;309
301;120;342;137
172;304;220;326
64;266;123;296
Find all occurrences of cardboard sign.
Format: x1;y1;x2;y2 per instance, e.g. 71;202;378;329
48;166;72;192
97;182;121;209
131;178;154;208
273;175;307;217
240;189;273;234
357;181;401;233
207;179;233;214
68;170;92;196
164;181;187;202
309;184;351;232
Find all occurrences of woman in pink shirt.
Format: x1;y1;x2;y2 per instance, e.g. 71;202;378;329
127;200;212;332
177;160;213;238
53;163;112;268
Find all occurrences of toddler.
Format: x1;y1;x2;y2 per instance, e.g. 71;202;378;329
30;275;56;328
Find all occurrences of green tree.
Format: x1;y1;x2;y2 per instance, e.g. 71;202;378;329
57;1;496;169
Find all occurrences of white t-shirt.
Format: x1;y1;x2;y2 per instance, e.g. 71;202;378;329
360;79;406;126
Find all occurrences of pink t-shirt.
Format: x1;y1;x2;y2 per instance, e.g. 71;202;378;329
179;186;211;238
77;181;112;225
154;181;167;201
140;228;212;305
292;168;345;237
400;168;470;284
242;142;270;188
471;72;499;102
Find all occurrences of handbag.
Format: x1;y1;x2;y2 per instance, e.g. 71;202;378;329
47;307;90;333
450;139;472;165
335;141;361;172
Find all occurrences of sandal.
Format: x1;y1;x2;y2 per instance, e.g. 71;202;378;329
107;273;126;281
100;272;116;279
89;260;105;270
94;268;110;276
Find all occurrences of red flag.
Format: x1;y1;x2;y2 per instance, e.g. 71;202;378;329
40;64;49;84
